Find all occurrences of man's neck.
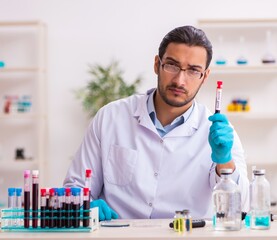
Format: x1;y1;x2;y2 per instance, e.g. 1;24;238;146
154;91;192;126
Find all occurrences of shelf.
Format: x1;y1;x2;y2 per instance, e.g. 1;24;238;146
210;65;277;74
0;113;46;120
198;18;277;171
0;20;47;186
0;21;44;27
0;67;46;73
0;160;38;171
198;18;277;28
227;112;277;121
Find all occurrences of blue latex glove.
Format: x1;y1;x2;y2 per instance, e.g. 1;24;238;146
208;113;234;164
90;199;118;221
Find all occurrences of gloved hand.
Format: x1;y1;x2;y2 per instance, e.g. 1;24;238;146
208;113;233;164
90;199;118;221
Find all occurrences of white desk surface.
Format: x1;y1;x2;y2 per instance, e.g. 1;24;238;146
0;219;277;240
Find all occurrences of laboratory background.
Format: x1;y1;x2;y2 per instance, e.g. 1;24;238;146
0;0;277;207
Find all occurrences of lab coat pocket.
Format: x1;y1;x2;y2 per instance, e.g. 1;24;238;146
105;145;138;186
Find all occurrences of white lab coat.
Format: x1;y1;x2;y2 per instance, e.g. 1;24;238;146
64;89;249;219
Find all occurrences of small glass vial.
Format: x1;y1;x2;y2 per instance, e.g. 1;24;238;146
250;169;270;230
15;188;23;226
212;168;241;231
8;188;16;227
183;209;192;232
173;210;184;232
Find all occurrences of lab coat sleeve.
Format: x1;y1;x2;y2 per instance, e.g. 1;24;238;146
63;110;104;200
209;130;250;212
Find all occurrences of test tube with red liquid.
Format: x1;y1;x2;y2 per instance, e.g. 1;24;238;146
72;188;81;228
215;81;223;114
83;187;90;227
32;170;39;228
24;170;31;228
40;188;47;228
85;169;92;191
65;188;72;228
49;188;55;228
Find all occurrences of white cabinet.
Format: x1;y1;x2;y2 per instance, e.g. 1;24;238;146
0;21;47;206
197;19;277;167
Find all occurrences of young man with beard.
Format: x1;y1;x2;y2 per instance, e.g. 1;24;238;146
64;25;249;221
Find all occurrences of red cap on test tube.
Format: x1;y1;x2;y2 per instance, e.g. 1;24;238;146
65;188;71;196
86;169;92;178
41;188;46;197
49;188;55;197
83;187;89;196
217;81;223;88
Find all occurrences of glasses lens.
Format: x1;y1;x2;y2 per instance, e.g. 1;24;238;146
163;64;180;74
187;70;202;79
161;60;204;80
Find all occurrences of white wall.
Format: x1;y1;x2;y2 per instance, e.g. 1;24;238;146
0;0;277;186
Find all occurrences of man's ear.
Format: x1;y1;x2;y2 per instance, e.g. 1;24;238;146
154;55;160;75
202;68;210;84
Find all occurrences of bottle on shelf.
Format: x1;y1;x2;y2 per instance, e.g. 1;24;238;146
249;169;271;230
261;30;276;64
215;36;227;65
212;168;241;231
236;36;248;65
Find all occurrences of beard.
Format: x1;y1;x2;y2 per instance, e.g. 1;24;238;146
157;75;203;108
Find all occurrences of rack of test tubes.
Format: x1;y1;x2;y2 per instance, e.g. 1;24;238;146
0;207;98;232
0;169;99;232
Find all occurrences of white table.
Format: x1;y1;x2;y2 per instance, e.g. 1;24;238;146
0;219;276;239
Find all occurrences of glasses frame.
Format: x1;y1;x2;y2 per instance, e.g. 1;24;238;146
158;57;206;80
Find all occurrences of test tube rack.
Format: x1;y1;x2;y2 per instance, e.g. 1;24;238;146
0;207;99;232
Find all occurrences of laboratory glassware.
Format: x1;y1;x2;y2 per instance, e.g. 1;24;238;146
250;169;271;229
212;168;241;231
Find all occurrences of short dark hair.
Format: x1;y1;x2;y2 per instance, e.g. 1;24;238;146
158;26;213;69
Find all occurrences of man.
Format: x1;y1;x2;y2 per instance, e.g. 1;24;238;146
64;25;249;221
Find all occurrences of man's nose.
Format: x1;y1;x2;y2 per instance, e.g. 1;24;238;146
172;70;188;85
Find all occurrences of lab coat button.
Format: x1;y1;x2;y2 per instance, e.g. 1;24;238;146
160;139;163;143
154;172;158;177
149;202;152;207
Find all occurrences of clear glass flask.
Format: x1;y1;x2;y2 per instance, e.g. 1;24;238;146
212;168;241;231
250;169;270;229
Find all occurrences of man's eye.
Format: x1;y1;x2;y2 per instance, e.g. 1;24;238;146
188;69;200;74
167;63;179;69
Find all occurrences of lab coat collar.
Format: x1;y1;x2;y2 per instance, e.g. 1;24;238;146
133;88;200;137
165;104;199;137
133;88;159;135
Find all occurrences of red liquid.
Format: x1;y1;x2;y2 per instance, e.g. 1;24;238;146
62;202;66;227
57;207;62;228
83;200;90;227
72;204;80;228
46;197;49;227
24;191;30;228
40;206;46;228
32;183;38;228
65;202;72;228
48;206;55;228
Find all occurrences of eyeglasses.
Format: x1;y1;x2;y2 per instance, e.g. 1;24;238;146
158;57;206;80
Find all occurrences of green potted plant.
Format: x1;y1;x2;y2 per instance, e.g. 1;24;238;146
76;60;142;117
